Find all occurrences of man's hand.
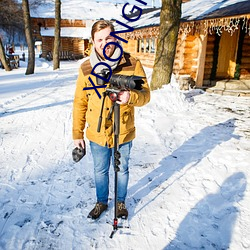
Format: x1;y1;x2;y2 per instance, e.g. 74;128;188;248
72;139;86;162
116;90;130;105
74;139;85;149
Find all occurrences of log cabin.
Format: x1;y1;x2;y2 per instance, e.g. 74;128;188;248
30;1;126;60
119;0;250;93
31;18;92;60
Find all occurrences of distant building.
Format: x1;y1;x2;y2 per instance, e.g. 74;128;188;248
30;1;126;60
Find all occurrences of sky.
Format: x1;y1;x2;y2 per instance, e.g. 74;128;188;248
0;48;249;250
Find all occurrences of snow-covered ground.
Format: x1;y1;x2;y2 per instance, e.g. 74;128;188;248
0;49;250;250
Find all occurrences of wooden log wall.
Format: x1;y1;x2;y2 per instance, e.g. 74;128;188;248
123;32;200;78
183;35;198;79
61;38;74;52
72;39;88;56
173;34;199;80
41;37;53;58
41;37;87;58
240;35;250;79
134;53;156;68
173;34;185;75
122;40;137;55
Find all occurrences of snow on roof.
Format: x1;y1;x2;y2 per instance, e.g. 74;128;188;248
40;27;92;39
115;0;250;30
115;7;160;30
182;0;250;21
30;0;126;20
31;0;250;34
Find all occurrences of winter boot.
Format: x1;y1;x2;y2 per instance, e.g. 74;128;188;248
117;202;128;219
87;202;108;220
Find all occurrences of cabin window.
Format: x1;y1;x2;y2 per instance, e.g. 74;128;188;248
137;38;156;54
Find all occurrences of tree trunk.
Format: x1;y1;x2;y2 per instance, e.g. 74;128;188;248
0;37;11;71
22;0;35;75
53;0;61;70
151;0;182;90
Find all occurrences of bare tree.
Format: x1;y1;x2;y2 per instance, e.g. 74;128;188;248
0;0;23;71
151;0;182;90
29;0;47;8
22;0;35;75
0;0;24;35
53;0;61;70
0;37;11;71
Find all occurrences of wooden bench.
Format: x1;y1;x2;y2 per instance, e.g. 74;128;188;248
46;51;75;61
0;54;20;69
8;54;20;69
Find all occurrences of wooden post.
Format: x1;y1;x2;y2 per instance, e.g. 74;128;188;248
139;39;142;53
144;38;146;54
195;32;207;87
149;39;152;53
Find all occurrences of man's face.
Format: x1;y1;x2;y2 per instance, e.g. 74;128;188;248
93;27;117;59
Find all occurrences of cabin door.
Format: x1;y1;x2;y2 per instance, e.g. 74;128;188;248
216;30;239;79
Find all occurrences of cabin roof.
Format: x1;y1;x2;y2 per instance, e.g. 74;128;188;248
182;0;250;21
32;0;250;38
117;0;250;30
30;0;125;20
40;27;91;39
30;0;250;23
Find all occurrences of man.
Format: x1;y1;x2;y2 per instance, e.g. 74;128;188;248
72;20;150;220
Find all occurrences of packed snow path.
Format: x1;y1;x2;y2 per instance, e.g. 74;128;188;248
0;59;250;249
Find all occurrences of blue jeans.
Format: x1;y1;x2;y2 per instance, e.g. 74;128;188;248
90;141;132;205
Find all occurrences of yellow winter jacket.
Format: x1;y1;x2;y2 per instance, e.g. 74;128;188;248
72;53;150;148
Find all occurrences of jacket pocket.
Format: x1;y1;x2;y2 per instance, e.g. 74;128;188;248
120;106;135;134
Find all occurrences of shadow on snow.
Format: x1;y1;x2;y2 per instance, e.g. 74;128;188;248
127;118;243;248
128;118;239;213
164;172;247;249
0;100;73;117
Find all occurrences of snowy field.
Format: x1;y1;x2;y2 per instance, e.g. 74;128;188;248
0;50;250;250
